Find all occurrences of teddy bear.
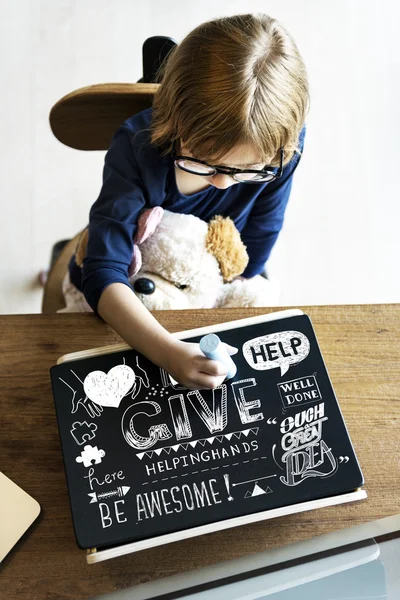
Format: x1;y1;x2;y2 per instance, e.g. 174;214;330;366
62;207;279;312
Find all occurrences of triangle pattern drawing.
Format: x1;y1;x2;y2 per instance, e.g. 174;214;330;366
251;484;267;496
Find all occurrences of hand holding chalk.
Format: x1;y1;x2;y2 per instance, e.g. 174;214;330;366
199;334;238;380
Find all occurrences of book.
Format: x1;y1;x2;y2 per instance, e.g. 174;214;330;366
0;472;41;562
50;309;366;563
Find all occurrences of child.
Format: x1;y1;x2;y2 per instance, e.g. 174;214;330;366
66;13;309;390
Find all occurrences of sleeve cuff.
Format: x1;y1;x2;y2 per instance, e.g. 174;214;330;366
82;269;133;313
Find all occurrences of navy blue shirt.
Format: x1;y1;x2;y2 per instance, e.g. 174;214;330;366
70;108;306;311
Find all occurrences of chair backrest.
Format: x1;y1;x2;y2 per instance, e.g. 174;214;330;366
45;80;160;313
49;83;159;150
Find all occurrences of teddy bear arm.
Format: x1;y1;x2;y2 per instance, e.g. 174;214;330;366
216;275;280;308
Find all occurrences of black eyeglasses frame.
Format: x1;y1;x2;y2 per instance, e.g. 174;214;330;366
171;144;284;184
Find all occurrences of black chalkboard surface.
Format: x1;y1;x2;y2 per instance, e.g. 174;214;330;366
50;310;365;563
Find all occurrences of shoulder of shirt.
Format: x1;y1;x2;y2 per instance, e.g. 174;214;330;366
288;124;306;168
112;107;169;167
299;123;306;148
118;107;153;137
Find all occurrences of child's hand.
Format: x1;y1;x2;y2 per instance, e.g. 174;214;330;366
164;340;238;390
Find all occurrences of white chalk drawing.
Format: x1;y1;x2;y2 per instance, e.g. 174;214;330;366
242;331;310;376
134;428;259;459
267;417;277;425
272;444;284;471
339;456;349;463
187;386;228;434
83;362;135;409
136;478;222;521
169;394;192;440
232;474;277;488
159;368;187;390
99;500;127;528
223;474;234;501
231;379;264;424
129;357;150;402
279;402;338;486
76;444;106;468
123;380;264;453
141;441;259;477
122;401;173;450
70;421;97;445
122;379;262;451
244;484;273;498
88;486;130;503
59;372;103;418
84;467;125;491
277;375;322;409
251;485;265;496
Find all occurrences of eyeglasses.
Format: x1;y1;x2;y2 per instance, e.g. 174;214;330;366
172;144;284;184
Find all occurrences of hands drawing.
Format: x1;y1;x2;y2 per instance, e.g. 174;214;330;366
59;371;103;419
59;357;149;419
71;391;103;418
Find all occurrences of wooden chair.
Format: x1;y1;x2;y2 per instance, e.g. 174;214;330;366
41;83;158;313
42;35;176;313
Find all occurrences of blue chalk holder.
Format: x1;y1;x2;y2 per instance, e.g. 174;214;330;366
199;334;237;380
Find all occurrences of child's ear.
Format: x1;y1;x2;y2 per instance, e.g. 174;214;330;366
205;216;249;282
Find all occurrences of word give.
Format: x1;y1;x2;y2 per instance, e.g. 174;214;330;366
122;378;264;451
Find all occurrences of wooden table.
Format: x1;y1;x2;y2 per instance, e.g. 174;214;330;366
1;305;399;600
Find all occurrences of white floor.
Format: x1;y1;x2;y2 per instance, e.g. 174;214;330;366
1;0;399;314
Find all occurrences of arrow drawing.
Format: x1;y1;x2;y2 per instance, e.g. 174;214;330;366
232;474;277;487
88;486;130;504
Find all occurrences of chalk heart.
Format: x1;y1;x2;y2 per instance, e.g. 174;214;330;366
84;365;135;408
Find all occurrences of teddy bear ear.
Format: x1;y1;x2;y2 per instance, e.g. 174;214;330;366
205;216;249;282
134;207;164;244
75;228;89;267
128;245;142;277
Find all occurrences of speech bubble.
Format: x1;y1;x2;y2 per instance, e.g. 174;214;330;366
242;330;310;376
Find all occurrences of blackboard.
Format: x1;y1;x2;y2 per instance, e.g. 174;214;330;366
50;312;364;550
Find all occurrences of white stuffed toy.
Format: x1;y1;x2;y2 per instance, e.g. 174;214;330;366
66;207;279;312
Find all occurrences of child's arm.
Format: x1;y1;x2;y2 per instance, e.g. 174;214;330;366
97;282;231;389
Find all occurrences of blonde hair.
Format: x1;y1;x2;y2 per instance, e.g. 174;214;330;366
151;13;309;167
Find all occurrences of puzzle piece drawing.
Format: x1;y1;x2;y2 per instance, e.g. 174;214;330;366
70;421;98;445
76;445;106;468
